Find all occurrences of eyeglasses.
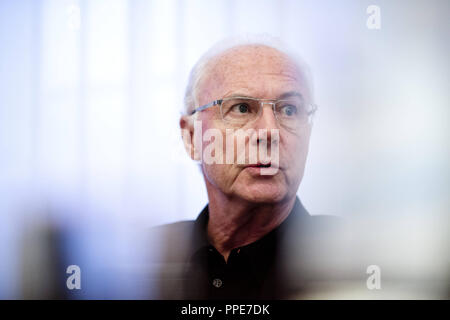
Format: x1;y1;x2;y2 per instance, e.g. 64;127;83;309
189;96;317;130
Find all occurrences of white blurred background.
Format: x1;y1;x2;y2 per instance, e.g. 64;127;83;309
0;0;448;298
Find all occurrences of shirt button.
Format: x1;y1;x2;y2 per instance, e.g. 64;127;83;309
212;278;223;288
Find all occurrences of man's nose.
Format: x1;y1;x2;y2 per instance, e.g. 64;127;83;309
254;103;279;131
251;103;280;146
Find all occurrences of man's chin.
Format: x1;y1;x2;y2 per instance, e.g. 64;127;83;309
234;183;287;204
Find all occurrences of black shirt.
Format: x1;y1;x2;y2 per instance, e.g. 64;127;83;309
150;197;343;299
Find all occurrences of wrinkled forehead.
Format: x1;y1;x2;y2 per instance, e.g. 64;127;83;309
197;45;311;105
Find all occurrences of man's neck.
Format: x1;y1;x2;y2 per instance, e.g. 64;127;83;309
206;191;296;262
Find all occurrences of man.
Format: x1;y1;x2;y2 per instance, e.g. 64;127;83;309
149;37;345;299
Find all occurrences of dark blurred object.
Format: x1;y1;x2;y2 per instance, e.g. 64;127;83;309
20;215;68;299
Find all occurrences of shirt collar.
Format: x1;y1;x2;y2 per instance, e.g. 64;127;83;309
188;196;311;258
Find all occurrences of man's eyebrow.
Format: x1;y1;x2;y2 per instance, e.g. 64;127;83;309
277;91;303;100
223;93;253;99
223;91;303;100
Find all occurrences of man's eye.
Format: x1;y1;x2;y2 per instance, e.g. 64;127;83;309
281;105;297;116
232;103;250;113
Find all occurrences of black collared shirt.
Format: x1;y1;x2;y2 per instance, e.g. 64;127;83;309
150;197;343;299
182;197;311;299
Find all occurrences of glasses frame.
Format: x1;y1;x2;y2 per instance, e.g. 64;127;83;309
189;96;318;128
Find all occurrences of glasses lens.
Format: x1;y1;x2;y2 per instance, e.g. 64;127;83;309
221;98;260;125
275;98;312;129
220;97;315;129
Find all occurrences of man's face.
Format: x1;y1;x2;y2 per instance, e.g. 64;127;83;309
189;45;312;204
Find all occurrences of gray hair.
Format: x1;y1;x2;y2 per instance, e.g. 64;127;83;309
183;34;314;115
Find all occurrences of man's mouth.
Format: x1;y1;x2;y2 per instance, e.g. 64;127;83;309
246;163;272;168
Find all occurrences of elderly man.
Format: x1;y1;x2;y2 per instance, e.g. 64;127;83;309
150;38;344;299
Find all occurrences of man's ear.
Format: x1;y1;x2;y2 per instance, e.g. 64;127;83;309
180;115;201;161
